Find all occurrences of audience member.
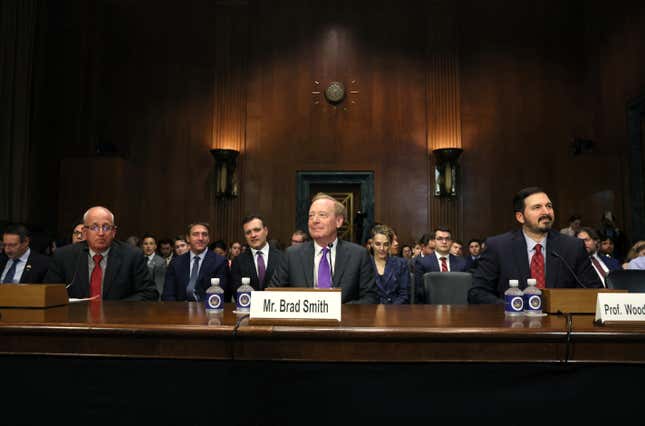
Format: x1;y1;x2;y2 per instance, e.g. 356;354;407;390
1;224;50;284
141;234;167;298
401;244;413;260
560;214;582;237
44;206;157;300
231;215;284;293
162;223;230;302
271;192;377;303
450;241;463;257
158;238;174;266
464;238;482;271
414;227;467;303
210;240;227;257
468;187;601;304
229;241;242;261
126;235;140;248
72;223;85;244
370;224;409;304
290;230;309;246
599;211;627;260
388;228;401;257
576;227;621;287
624;241;645;270
174;236;189;257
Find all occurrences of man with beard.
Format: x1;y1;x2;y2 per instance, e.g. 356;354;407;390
468;187;601;304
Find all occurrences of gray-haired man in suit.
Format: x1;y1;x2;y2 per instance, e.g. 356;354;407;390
271;193;377;303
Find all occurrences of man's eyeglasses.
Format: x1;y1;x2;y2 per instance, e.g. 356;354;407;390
435;237;451;242
84;224;116;233
72;231;83;237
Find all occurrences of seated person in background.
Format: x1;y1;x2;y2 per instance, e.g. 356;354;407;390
450;241;463;257
401;244;413;260
210;240;227;257
370;225;409;304
624;241;645;270
576;227;621;287
231;215;284;293
464;238;482;271
271;192;377;304
44;206;157;300
158;238;174;266
388;228;401;257
1;224;50;284
228;241;242;262
72;222;85;244
174;235;189;257
290;230;309;246
468;187;601;304
126;235;140;248
560;214;582;237
414;227;467;303
162;223;229;302
598;235;617;260
141;234;167;298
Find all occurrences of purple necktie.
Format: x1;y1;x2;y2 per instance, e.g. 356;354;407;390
257;251;266;286
318;247;332;288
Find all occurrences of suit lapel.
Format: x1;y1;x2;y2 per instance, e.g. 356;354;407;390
245;251;260;288
20;254;34;283
511;231;531;283
545;231;559;288
332;240;348;287
103;245;122;297
302;242;314;286
429;254;439;272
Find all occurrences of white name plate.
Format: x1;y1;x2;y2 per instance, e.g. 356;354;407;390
595;293;645;324
250;289;342;322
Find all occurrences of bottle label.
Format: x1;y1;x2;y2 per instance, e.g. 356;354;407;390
236;291;252;310
205;293;223;310
504;295;524;313
524;294;542;312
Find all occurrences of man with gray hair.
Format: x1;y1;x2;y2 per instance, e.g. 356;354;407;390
271;193;377;303
45;206;157;300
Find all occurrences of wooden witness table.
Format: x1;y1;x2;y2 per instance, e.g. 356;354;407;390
1;302;645;421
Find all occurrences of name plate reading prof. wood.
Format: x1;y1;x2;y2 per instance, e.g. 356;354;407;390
250;289;341;322
595;293;645;324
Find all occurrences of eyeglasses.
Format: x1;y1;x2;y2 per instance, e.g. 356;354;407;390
72;231;83;237
435;237;451;242
84;224;116;233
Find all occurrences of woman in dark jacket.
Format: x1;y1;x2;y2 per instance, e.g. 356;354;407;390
370;224;410;304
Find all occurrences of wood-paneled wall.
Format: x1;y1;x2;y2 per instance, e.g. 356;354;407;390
28;0;644;248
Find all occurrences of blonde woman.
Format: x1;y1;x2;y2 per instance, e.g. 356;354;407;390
371;225;410;304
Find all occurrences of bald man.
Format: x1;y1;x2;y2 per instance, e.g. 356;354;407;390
45;206;157;300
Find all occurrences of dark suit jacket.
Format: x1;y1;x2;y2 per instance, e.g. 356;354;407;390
231;246;284;292
0;250;50;283
270;239;378;304
599;255;622;271
44;241;158;300
373;255;410;304
413;253;468;303
464;255;479;272
162;250;230;302
468;229;602;304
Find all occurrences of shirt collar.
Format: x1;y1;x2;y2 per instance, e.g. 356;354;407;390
314;238;338;255
251;243;269;257
190;249;207;261
523;231;547;252
89;247;111;258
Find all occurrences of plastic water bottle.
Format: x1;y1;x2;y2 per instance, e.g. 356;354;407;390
236;277;253;313
523;278;542;316
205;278;224;313
504;279;524;316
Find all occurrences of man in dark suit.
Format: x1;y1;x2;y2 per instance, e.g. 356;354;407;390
162;222;229;302
1;224;49;284
576;227;621;288
414;226;468;303
463;238;482;271
44;206;157;300
271;192;377;304
231;215;283;292
468;187;602;304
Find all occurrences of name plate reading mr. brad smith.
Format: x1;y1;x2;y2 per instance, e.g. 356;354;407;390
595;293;645;324
250;289;342;322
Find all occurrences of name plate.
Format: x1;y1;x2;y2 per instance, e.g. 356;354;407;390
595;293;645;324
249;289;342;322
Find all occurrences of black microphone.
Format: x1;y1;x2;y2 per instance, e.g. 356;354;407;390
327;242;334;286
551;250;587;288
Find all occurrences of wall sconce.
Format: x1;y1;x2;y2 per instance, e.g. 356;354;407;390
432;148;462;197
210;148;239;199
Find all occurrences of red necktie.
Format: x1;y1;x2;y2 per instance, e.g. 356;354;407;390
590;256;607;287
90;254;103;299
530;244;545;289
440;257;448;272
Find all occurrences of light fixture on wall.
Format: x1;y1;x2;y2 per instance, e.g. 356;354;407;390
210;148;239;199
432;148;462;197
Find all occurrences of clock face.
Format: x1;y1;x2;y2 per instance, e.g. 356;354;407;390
325;81;345;103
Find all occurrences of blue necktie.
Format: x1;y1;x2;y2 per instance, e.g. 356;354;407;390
318;247;331;289
187;256;200;301
2;259;20;284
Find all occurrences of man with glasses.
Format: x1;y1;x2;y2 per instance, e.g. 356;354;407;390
45;206;157;300
413;226;467;303
1;224;50;284
71;222;85;244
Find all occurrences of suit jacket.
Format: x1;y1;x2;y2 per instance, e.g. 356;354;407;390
599;255;622;271
468;229;602;304
373;255;410;304
0;251;50;284
464;255;480;272
146;253;167;299
162;250;230;302
44;240;158;301
413;253;468;304
270;239;377;304
231;246;284;292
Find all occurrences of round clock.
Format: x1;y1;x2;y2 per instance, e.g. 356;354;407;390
324;81;345;103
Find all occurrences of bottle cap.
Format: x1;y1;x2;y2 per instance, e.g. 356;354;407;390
211;278;220;285
242;277;250;285
509;279;519;287
527;278;537;286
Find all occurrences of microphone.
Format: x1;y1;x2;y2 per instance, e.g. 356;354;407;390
327;242;334;286
66;249;84;291
551;250;587;288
